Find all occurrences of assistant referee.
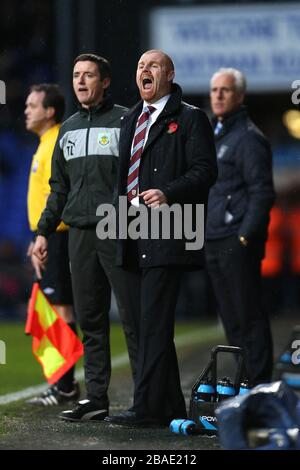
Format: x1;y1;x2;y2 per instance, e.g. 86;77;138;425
25;84;80;406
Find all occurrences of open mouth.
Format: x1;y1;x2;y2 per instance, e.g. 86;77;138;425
78;87;88;92
142;78;153;90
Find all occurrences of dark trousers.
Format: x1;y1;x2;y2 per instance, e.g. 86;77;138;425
38;231;76;392
68;227;139;407
205;236;273;385
122;264;187;421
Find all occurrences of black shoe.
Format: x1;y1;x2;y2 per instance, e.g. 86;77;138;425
105;410;164;427
26;381;80;406
59;399;108;422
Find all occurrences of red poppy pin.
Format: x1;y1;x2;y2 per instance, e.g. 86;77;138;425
167;122;178;134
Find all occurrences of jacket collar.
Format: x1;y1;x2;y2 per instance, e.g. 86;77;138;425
212;106;248;137
78;95;114;117
119;84;182;164
156;83;182;120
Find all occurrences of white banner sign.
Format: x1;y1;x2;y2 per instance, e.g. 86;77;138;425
149;4;300;93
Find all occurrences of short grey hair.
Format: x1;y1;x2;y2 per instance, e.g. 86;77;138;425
210;68;246;95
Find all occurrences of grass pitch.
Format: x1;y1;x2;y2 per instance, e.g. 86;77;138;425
0;320;221;396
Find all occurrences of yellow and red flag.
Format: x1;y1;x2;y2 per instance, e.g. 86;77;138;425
25;282;83;384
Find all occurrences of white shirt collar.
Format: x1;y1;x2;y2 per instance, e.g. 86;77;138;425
143;94;171;115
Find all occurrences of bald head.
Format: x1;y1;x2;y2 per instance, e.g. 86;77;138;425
136;50;175;103
143;50;175;72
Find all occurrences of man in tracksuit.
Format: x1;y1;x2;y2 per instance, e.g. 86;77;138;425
32;54;138;421
205;68;275;386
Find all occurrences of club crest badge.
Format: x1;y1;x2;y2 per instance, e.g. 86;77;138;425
98;132;110;147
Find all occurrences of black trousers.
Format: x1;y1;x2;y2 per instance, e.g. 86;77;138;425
121;263;187;421
40;231;73;304
39;231;76;392
205;236;273;385
68;227;139;407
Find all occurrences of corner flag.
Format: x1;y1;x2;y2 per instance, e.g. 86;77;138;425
25;282;83;384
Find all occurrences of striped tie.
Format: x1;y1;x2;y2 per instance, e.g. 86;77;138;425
127;105;155;201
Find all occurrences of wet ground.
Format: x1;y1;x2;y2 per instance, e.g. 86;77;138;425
0;314;299;456
0;342;221;451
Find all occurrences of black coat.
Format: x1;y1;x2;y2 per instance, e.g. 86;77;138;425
116;84;217;268
206;107;275;243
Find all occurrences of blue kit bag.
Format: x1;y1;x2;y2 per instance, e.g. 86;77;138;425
215;381;300;449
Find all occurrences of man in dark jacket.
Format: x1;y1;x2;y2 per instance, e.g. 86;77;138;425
206;67;275;385
106;50;217;426
32;54;138;421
